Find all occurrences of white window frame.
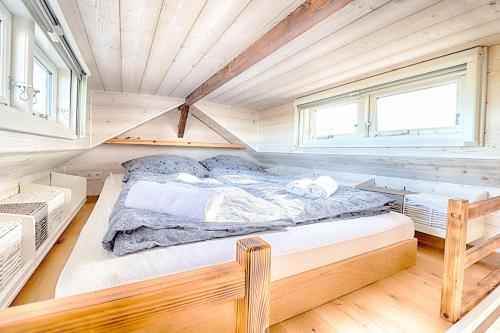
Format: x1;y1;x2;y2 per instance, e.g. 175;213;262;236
294;47;486;148
369;76;463;137
32;43;57;121
307;96;366;140
0;2;11;106
0;0;89;140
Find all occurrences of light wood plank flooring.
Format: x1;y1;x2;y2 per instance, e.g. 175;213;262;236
10;198;498;332
271;244;496;333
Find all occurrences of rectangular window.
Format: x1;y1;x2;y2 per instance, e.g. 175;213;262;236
312;102;359;138
32;57;53;119
0;0;87;140
374;82;459;134
0;2;11;105
295;48;485;148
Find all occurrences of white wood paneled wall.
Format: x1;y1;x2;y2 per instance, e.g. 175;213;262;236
0;151;83;194
90;91;183;147
256;43;500;187
63;108;258;195
193;101;258;150
116;109;229;144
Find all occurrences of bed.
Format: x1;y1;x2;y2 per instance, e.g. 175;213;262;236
0;167;418;332
57;173;414;297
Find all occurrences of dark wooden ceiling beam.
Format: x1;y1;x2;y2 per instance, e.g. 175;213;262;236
185;0;354;106
177;104;190;138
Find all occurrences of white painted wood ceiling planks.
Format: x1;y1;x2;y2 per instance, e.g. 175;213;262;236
65;0;500;109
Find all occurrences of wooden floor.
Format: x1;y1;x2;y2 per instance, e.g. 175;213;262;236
10;198;498;332
271;243;496;333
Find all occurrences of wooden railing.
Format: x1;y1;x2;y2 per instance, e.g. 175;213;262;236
440;197;500;323
0;237;271;333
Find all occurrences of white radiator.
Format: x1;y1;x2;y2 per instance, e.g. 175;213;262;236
403;193;448;229
403;193;485;242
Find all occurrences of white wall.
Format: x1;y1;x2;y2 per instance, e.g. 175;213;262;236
90;91;184;146
0;100;90;194
62;108;259;195
256;43;500;187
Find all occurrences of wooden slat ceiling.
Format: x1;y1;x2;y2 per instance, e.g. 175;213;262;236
65;0;500;110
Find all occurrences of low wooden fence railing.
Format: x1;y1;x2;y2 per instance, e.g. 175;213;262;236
441;197;500;323
0;237;271;333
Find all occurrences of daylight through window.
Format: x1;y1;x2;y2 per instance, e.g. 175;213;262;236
295;48;485;148
32;57;53;119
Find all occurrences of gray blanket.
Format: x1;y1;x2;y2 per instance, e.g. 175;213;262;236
103;170;394;256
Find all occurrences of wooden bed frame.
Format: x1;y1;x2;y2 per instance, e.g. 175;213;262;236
441;196;500;323
0;237;416;332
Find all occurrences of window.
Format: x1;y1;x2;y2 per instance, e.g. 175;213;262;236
295;48;485;148
32;56;54;119
0;2;11;105
374;82;458;133
0;0;88;139
312;101;360;138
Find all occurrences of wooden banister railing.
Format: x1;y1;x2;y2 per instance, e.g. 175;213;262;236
440;196;500;323
464;234;500;268
0;237;271;333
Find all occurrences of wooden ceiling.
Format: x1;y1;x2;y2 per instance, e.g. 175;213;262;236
62;0;500;110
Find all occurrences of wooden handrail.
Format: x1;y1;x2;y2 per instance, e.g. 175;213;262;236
441;197;500;323
0;237;272;333
468;196;500;220
461;268;500;316
464;234;500;268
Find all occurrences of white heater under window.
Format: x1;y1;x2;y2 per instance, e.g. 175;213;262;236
403;193;485;242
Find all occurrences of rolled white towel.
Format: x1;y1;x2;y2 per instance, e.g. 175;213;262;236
286;178;313;196
125;181;223;221
306;176;339;199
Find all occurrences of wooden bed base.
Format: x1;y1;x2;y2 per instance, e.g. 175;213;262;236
441;196;500;323
0;238;417;332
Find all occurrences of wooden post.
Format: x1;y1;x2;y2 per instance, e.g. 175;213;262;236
235;237;271;333
441;199;469;323
178;104;189;138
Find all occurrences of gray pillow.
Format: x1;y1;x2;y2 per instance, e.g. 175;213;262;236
122;154;208;181
200;155;262;172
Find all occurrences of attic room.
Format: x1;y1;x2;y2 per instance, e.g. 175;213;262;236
0;0;499;332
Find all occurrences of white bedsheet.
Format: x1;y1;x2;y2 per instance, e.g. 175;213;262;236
56;174;414;298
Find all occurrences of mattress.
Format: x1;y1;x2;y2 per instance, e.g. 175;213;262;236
56;174;414;298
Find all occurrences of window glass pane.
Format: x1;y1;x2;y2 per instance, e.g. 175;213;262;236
0;20;4;100
313;102;358;136
376;83;458;132
32;58;51;118
56;69;72;128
